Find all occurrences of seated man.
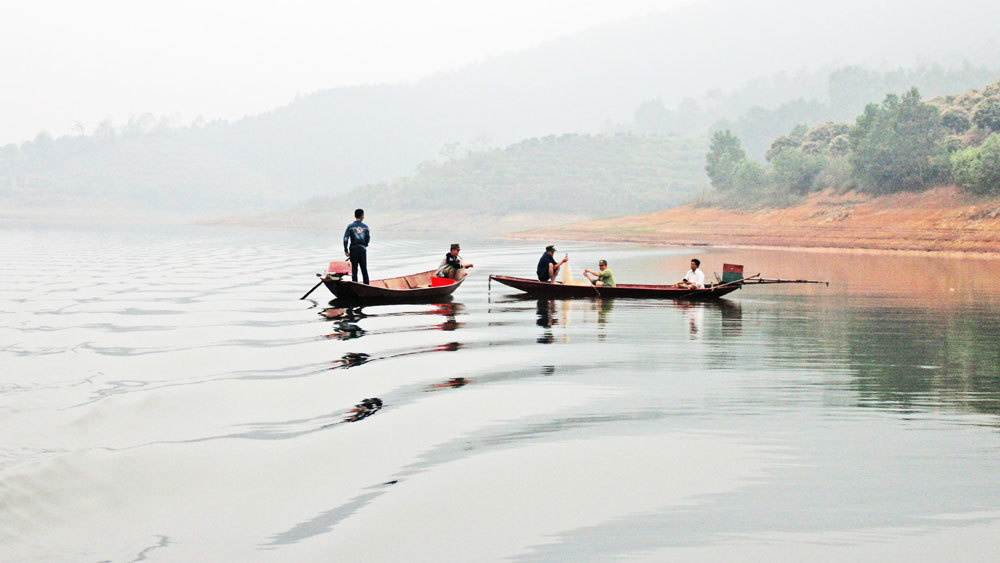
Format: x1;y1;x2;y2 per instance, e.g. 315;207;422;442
435;243;473;279
537;245;569;283
676;258;705;289
583;259;616;287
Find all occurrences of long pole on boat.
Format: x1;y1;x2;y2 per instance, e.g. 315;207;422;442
742;277;829;286
300;274;325;300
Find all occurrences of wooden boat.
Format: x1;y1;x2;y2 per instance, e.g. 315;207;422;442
323;268;465;302
488;275;742;300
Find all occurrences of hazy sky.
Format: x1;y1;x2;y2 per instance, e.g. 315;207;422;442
1;0;695;145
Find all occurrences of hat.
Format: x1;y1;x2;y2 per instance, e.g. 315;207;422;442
450;243;460;251
598;259;607;266
545;245;556;252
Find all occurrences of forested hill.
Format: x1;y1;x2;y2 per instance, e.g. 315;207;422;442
321;134;706;216
5;0;1000;217
701;78;1000;209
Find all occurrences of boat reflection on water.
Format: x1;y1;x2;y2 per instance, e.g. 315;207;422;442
533;297;742;344
672;299;742;339
430;302;462;331
320;300;463;340
535;298;616;343
426;377;470;391
719;299;743;336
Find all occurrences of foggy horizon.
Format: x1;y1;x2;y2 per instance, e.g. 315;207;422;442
1;0;688;146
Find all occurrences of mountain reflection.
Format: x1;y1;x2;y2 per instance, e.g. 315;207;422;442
844;306;1000;418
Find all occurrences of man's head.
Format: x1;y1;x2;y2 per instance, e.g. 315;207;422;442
450;243;461;255
545;245;556;255
691;258;700;269
598;259;607;270
354;208;364;220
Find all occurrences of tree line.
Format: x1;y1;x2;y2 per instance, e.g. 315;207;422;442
704;78;1000;205
327;133;707;216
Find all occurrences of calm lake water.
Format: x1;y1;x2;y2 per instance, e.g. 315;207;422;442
3;224;1000;561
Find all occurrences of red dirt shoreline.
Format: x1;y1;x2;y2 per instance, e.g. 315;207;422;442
506;187;1000;257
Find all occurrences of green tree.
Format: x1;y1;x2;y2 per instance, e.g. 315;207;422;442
951;133;1000;195
732;159;767;192
769;148;825;194
848;88;949;193
705;130;746;190
941;108;971;133
972;98;1000;132
765;135;802;161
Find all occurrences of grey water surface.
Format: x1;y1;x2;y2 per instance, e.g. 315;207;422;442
2;225;1000;561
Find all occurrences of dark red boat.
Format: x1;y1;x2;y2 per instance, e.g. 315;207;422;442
488;275;741;300
323;268;465;302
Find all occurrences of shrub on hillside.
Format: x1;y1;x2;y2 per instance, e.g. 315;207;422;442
951;133;1000;195
769;148;825;194
941;109;972;134
848;88;950;193
813;154;855;191
705;130;746;191
972;98;1000;132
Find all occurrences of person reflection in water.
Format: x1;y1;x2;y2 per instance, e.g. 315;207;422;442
536;299;555;328
677;302;704;339
429;302;461;331
344;397;382;422
536;299;555;344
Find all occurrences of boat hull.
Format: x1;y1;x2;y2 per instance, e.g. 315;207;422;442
489;275;740;300
324;270;465;303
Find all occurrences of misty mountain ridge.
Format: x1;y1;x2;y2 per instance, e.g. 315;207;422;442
4;0;1000;218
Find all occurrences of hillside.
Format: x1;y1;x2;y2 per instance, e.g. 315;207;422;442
334;133;707;215
5;0;1000;217
509;187;1000;254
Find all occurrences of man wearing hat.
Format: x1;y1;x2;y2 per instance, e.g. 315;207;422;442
536;245;569;283
583;259;616;287
435;243;474;279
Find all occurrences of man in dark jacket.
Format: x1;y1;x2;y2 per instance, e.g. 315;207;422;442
536;245;568;282
343;208;370;284
435;243;474;279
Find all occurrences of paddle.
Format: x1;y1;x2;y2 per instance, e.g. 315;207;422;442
301;259;353;300
583;269;601;298
300;274;325;300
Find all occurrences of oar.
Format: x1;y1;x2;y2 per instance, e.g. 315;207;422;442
712;272;761;290
300;274;325;300
743;277;829;286
579;268;600;297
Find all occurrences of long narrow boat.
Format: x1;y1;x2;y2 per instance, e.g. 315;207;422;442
323;269;465;302
488;275;741;300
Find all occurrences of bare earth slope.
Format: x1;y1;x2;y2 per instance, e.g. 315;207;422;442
509;187;1000;255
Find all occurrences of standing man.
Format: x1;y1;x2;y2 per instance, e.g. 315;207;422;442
676;258;705;289
343;208;370;285
537;245;568;283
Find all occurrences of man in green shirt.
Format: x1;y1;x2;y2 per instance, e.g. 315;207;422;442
584;259;615;287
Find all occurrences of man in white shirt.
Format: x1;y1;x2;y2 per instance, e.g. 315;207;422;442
677;258;705;289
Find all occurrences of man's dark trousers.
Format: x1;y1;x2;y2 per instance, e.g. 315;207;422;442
349;245;370;284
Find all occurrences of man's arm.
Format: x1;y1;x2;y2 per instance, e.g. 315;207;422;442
343;227;351;256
